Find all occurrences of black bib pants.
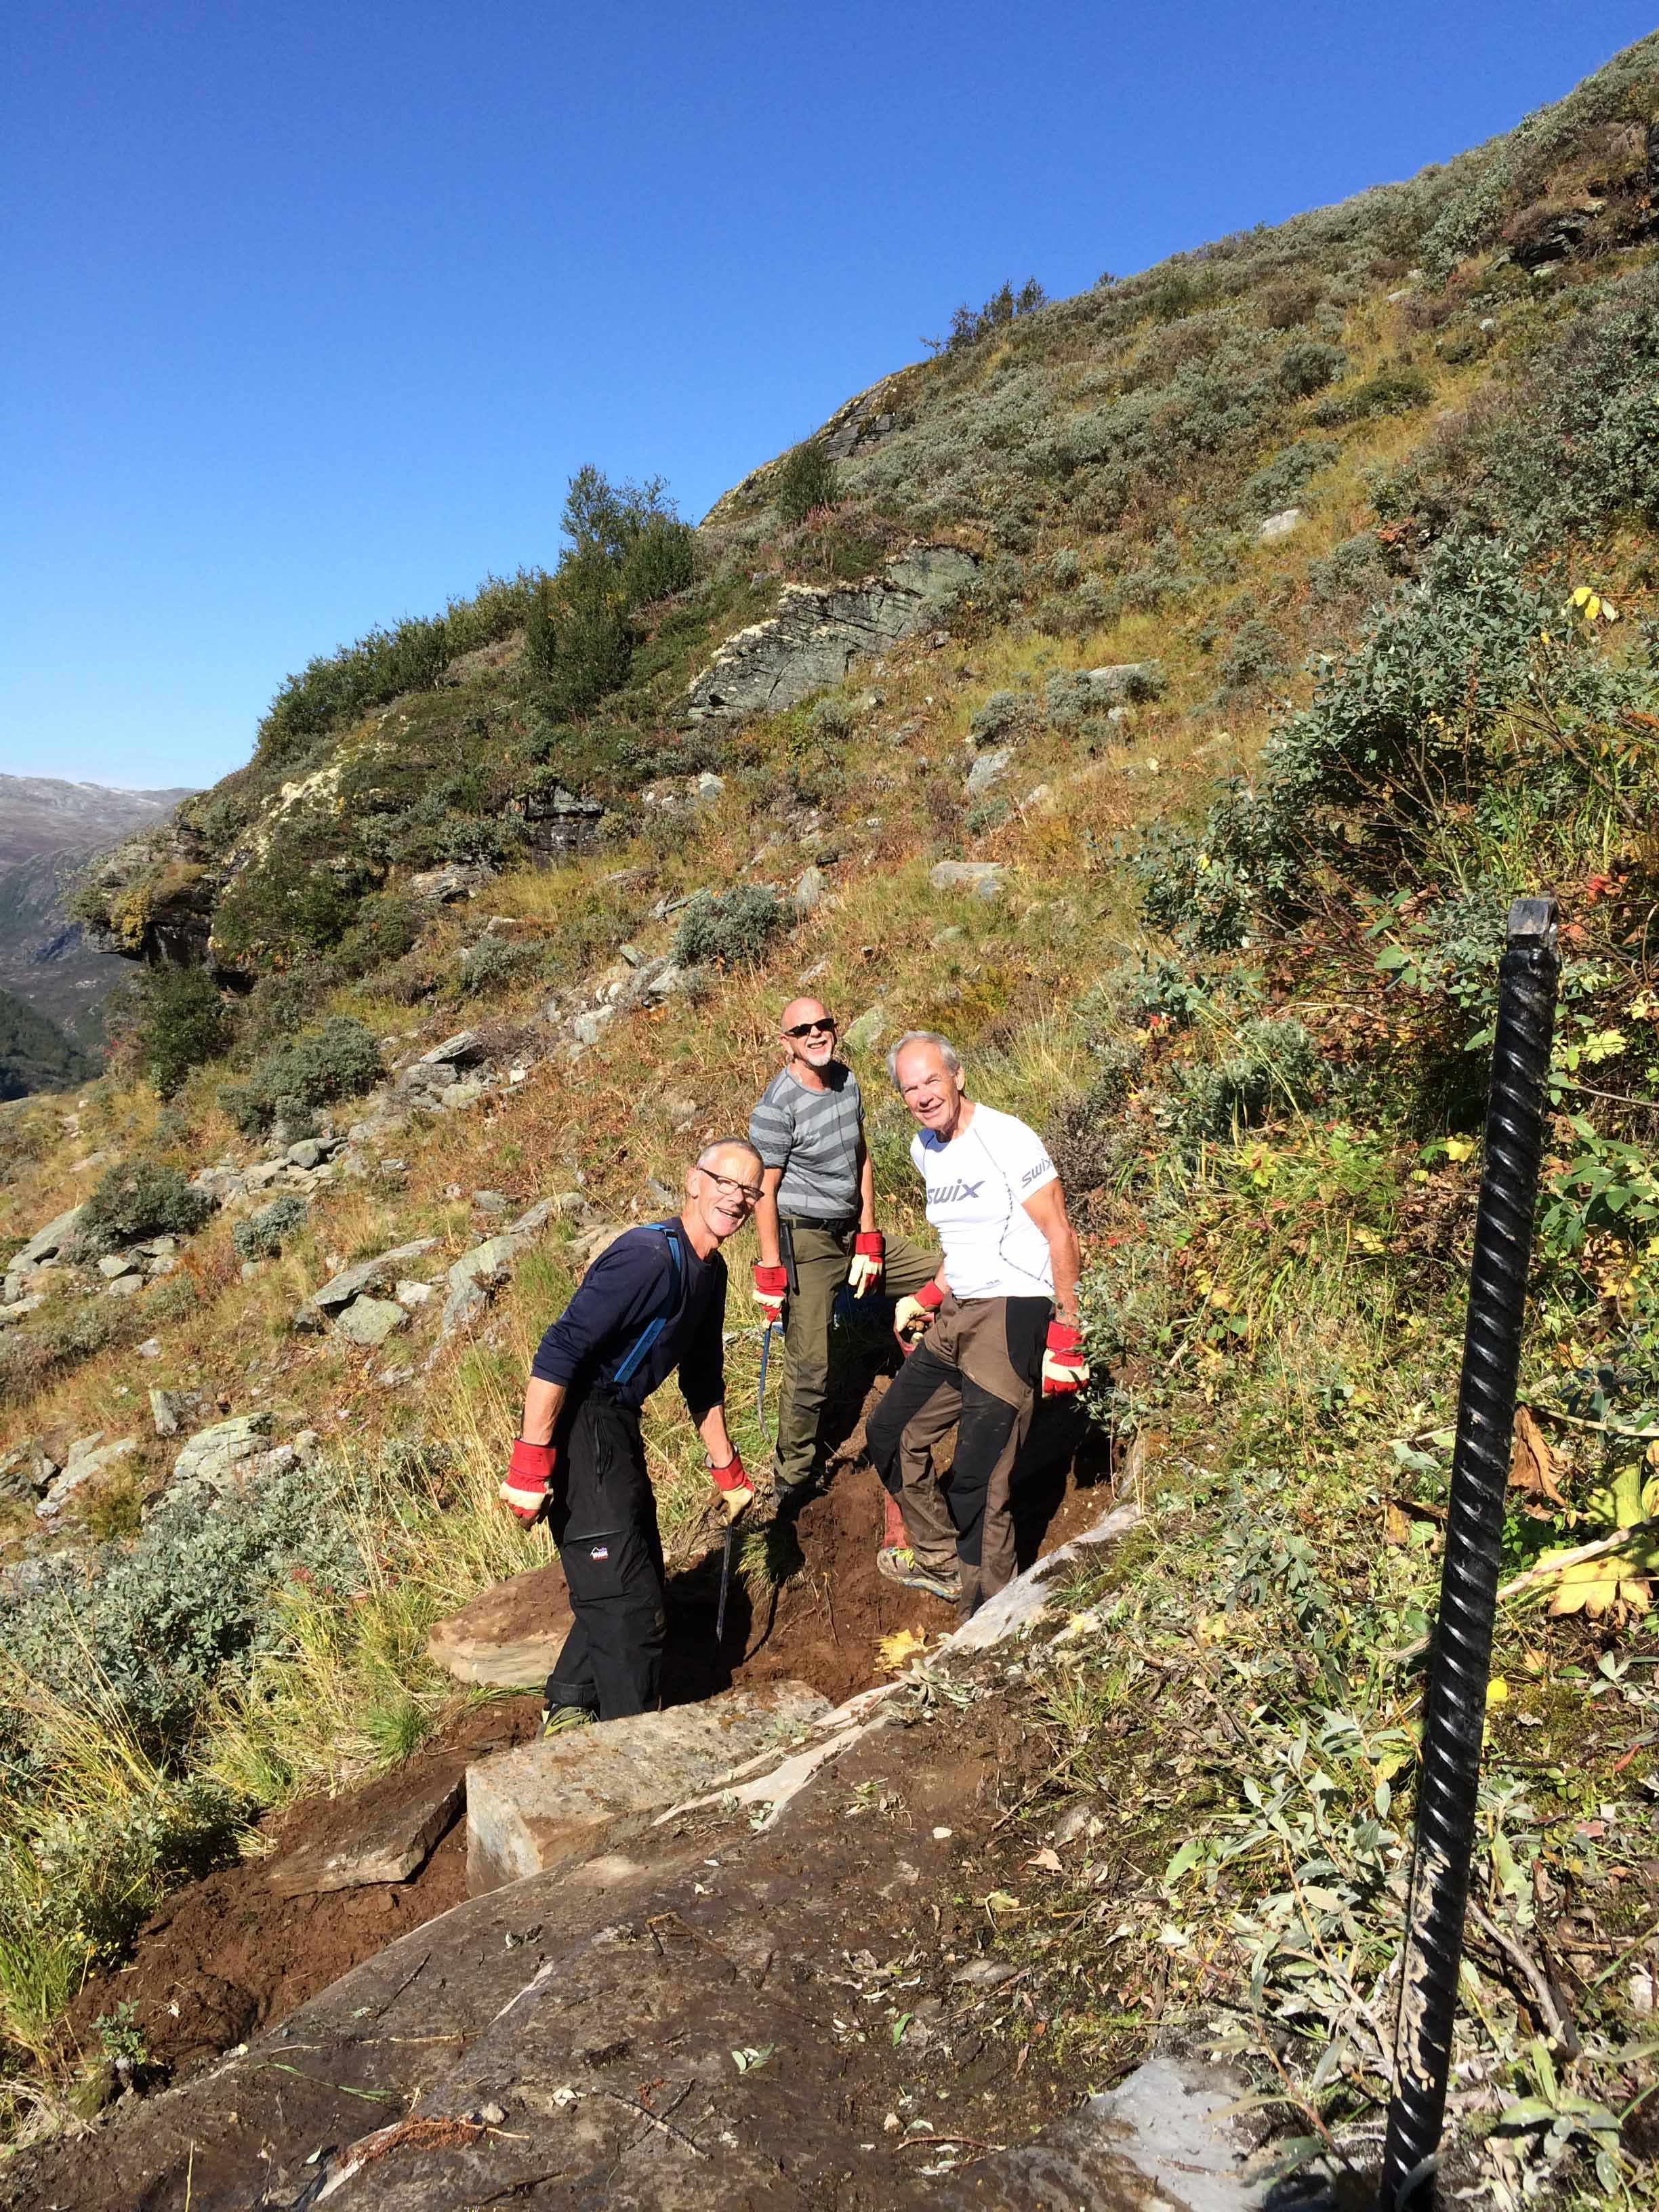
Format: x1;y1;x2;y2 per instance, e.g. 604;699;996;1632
543;1389;667;1721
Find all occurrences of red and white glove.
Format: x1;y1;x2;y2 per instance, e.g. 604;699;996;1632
501;1439;556;1524
847;1230;884;1297
752;1263;787;1324
710;1451;756;1524
894;1280;945;1338
1041;1320;1090;1396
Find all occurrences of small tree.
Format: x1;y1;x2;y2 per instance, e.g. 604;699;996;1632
774;443;840;526
134;967;232;1097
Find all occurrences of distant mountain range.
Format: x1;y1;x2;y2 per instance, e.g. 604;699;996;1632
0;775;197;1057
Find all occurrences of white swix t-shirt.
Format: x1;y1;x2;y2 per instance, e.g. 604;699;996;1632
911;1103;1058;1301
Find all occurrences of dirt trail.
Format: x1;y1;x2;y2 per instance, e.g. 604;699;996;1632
66;1401;1113;2085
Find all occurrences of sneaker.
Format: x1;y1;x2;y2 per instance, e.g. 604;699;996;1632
772;1471;819;1521
539;1703;596;1737
876;1546;961;1603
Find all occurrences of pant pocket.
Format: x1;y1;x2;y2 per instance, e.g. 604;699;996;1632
560;1525;645;1605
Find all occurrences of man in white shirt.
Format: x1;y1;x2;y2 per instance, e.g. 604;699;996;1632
865;1030;1089;1616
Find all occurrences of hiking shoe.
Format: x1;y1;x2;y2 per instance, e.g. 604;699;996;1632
876;1546;960;1603
772;1471;819;1522
539;1704;596;1738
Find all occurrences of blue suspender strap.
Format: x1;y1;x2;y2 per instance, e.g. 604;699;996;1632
612;1227;685;1385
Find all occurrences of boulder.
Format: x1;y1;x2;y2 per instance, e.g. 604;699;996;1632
1256;506;1303;542
395;1279;434;1308
427;1562;574;1687
97;1253;133;1280
171;1413;274;1486
687;546;980;721
334;1296;410;1347
311;1240;438;1313
965;745;1013;797
929;859;1006;897
1083;661;1164;703
267;1761;466;1897
465;1681;832;1895
418;1029;485;1069
792;864;826;916
409;863;494;903
106;1273;144;1297
16;1206;83;1269
38;1435;137;1517
840;1004;889;1057
471;1189;509;1214
571;1006;615;1048
148;1388;184;1437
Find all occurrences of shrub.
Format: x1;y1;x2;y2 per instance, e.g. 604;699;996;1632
1170;1019;1321;1143
619;512;697;604
674;884;789;968
79;1158;216;1252
970;691;1028;744
330;893;423;979
1307;531;1391;605
1240;437;1338;519
774;442;840;526
1311;365;1432;426
232;1193;308;1263
807;694;857;743
1277;340;1347;396
220;1017;382;1136
211;855;357;969
457;938;533;996
935;278;1047;353
132;966;232;1097
1220;617;1288;692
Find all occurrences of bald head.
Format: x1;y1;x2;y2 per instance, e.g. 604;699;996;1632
777;998;837;1080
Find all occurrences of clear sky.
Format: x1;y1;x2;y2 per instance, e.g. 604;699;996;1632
3;3;1654;792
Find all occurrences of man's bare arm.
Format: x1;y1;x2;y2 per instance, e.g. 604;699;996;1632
1022;1180;1082;1324
520;1376;567;1448
754;1165;785;1269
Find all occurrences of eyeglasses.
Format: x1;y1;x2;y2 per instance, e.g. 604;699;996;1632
784;1017;836;1039
700;1170;764;1206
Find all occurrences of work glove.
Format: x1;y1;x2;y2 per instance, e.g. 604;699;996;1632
1041;1320;1090;1397
501;1439;556;1525
894;1280;945;1339
847;1230;884;1297
752;1263;788;1324
709;1451;756;1524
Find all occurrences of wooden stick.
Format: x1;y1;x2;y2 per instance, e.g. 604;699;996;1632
1529;1406;1659;1443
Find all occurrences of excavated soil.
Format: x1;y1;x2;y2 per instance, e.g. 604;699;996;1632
64;1389;1113;2093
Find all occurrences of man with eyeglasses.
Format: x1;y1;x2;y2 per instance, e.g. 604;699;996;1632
501;1137;762;1729
748;996;939;1510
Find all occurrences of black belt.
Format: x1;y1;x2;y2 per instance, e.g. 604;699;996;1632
779;1213;859;1233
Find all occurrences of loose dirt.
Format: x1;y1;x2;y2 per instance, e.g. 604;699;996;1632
64;1390;1113;2100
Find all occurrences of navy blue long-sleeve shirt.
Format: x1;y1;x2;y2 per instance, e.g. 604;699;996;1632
530;1221;726;1421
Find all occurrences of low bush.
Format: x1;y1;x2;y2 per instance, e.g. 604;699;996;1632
673;885;789;968
132;966;232;1097
219;1018;382;1136
232;1193;308;1263
1312;365;1432;426
211;854;359;969
329;893;424;979
79;1158;216;1252
970;691;1029;743
457;938;533;996
1168;1018;1321;1143
1277;339;1347;394
1220;615;1289;691
1240;436;1339;518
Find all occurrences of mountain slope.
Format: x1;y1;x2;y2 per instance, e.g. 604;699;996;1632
0;987;94;1100
3;35;1659;2203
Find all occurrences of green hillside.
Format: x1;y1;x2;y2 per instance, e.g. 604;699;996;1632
3;34;1659;2202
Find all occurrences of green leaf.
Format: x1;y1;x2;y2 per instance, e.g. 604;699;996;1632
892;2012;914;2046
1163;1837;1207;1886
1495;2097;1559;2129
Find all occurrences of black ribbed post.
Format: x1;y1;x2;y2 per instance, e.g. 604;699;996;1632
1380;897;1560;2211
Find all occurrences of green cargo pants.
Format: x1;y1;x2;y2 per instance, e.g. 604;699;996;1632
771;1223;940;1494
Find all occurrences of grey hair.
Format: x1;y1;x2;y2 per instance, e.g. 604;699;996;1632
695;1135;763;1173
886;1031;961;1086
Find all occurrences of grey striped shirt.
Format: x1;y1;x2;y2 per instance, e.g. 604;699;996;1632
748;1063;864;1218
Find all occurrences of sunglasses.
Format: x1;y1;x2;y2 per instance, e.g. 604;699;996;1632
701;1170;764;1206
784;1017;836;1039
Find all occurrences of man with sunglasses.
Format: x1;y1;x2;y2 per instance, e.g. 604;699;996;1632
501;1138;762;1729
748;997;939;1508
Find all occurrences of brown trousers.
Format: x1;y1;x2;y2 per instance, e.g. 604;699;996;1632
863;1293;1048;1615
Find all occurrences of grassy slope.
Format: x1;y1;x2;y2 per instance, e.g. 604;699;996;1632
3;34;1659;2197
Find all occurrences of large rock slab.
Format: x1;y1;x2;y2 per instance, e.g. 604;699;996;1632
15;1206;83;1269
687;545;979;721
266;1760;466;1898
37;1434;136;1518
310;1238;438;1312
466;1681;832;1895
428;1562;573;1688
333;1295;409;1347
170;1412;273;1485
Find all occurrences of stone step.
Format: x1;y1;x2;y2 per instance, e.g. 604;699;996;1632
426;1561;573;1689
465;1680;831;1896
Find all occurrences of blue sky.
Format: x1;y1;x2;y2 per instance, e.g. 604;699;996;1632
3;2;1654;791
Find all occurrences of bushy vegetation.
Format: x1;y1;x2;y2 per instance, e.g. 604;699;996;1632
130;966;231;1097
772;441;841;526
78;1158;216;1252
673;884;790;968
218;1017;382;1135
0;989;93;1103
231;1193;308;1261
930;276;1048;354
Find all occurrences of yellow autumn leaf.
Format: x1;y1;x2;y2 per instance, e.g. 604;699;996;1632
1572;586;1592;607
876;1628;929;1672
1586;594;1602;621
1486;1677;1509;1708
1547;1559;1623;1617
1443;1135;1475;1162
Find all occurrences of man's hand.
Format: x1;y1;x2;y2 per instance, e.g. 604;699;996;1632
847;1230;884;1297
501;1439;556;1525
1041;1320;1090;1396
752;1263;787;1324
894;1279;945;1340
710;1451;756;1524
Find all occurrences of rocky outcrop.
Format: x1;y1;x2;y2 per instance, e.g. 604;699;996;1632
508;783;604;862
74;820;225;967
686;545;978;722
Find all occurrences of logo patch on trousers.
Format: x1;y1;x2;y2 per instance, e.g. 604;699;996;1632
590;1544;611;1561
